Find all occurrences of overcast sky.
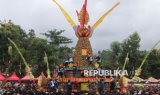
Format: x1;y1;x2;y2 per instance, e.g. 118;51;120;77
0;0;160;53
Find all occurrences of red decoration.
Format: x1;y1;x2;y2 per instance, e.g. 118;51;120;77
21;73;32;81
7;72;21;82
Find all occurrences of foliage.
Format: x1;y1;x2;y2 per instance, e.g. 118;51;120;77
0;21;72;77
0;21;27;75
99;32;160;78
0;21;160;78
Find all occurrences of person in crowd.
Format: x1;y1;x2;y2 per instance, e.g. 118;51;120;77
66;80;73;94
68;56;74;63
96;56;101;64
64;60;69;67
58;65;65;78
73;81;79;92
72;66;78;77
87;53;93;64
0;78;160;95
97;79;105;94
48;79;58;92
110;80;116;92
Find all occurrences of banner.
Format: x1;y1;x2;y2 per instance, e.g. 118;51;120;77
59;78;112;82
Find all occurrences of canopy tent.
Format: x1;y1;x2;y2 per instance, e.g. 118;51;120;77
147;77;159;83
0;71;6;82
125;77;131;82
137;77;145;82
7;72;20;82
21;73;34;81
32;76;39;83
34;72;47;81
131;77;145;82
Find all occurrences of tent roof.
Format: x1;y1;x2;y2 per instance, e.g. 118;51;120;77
0;71;6;81
125;77;131;82
137;77;145;81
34;72;46;80
147;77;159;82
7;72;20;81
21;73;32;81
131;77;145;82
39;72;47;79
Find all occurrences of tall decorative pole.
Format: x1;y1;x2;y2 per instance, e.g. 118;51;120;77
44;52;51;79
8;38;34;79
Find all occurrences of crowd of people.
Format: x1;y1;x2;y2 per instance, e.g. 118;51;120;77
0;79;160;95
128;85;160;95
0;55;159;95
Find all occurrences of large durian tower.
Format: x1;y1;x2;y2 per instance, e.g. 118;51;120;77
74;37;94;67
52;0;120;67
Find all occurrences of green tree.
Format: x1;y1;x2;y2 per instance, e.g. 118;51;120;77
143;49;160;78
110;41;122;64
0;21;27;73
28;29;36;38
0;21;72;77
44;29;72;46
120;32;141;77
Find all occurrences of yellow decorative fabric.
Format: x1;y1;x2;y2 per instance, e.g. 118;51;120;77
92;2;120;30
52;0;75;28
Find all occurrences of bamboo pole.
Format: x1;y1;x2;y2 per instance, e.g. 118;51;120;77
8;38;34;79
132;40;160;80
44;52;51;79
